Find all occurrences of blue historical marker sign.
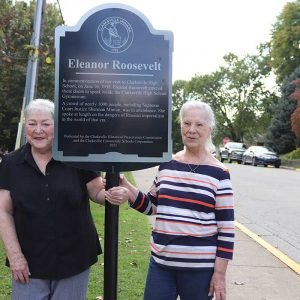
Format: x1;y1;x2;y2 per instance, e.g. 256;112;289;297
53;3;173;171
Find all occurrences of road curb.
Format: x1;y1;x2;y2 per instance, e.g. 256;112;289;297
235;221;300;275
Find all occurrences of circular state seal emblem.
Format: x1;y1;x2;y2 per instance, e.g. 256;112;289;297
97;17;134;53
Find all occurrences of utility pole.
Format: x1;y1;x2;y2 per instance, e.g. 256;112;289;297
15;0;46;148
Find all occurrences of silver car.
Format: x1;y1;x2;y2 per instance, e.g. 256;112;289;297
219;142;247;164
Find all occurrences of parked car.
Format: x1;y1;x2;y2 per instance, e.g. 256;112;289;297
219;142;247;164
242;146;281;168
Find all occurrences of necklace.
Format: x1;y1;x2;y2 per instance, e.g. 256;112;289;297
187;163;200;173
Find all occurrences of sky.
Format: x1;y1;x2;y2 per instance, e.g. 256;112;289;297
52;0;291;82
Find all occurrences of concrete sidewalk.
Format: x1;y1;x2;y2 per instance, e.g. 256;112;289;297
132;167;300;300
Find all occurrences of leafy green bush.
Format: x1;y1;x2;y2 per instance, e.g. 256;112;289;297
284;148;300;159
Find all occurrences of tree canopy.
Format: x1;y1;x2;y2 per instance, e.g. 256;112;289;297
270;0;300;83
289;79;300;141
171;80;188;153
0;0;62;151
183;53;277;146
265;67;299;153
263;0;300;153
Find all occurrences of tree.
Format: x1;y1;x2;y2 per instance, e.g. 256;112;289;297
270;0;300;83
265;67;300;153
288;79;300;146
0;0;62;151
185;53;277;145
171;80;188;153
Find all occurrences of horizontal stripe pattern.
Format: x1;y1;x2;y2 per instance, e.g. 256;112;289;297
131;160;235;269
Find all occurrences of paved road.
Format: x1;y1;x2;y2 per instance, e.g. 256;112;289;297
226;163;300;263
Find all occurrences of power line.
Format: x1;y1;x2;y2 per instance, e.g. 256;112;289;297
55;0;65;24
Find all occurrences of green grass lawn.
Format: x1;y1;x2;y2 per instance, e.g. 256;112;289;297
0;173;151;300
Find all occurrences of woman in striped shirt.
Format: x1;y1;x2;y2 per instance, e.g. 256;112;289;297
108;100;235;300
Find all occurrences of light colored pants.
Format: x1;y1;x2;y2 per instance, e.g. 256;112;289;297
12;268;90;300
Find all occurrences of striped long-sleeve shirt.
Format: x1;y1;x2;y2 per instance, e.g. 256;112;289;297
131;160;235;270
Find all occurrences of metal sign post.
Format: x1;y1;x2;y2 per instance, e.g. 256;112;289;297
104;168;120;300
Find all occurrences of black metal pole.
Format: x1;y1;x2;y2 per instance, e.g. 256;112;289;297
104;167;120;300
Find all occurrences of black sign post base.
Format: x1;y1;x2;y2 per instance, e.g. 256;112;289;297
104;168;120;300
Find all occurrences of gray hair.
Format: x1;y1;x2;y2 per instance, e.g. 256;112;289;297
24;99;55;120
179;100;216;153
